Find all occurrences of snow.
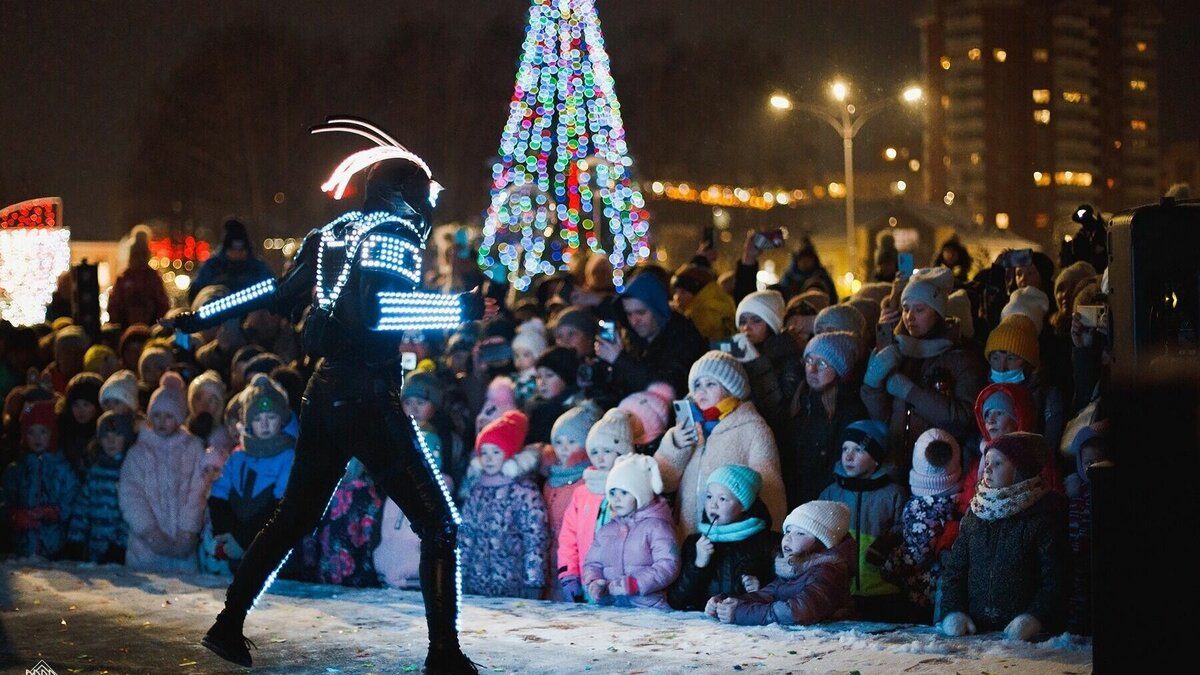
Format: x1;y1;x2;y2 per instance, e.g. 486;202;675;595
0;560;1092;674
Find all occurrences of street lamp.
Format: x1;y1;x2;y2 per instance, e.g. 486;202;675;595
769;81;923;277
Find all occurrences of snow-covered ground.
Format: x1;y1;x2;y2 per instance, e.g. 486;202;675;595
0;560;1092;674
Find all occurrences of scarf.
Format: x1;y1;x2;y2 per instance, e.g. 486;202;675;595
583;467;609;495
695;397;740;437
241;431;295;458
477;472;513;487
548;452;589;488
969;476;1047;521
896;334;954;360
704;517;766;543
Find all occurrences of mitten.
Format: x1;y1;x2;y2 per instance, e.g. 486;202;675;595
1004;613;1042;641
559;576;584;603
885;372;915;401
941;611;977;636
864;345;902;388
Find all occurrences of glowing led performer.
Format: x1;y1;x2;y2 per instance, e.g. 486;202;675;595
173;117;485;675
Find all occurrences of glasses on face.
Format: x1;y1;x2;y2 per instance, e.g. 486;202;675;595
804;356;831;370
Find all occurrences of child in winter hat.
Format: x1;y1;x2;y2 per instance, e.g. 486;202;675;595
512;319;549;408
819;419;907;621
940;432;1068;641
617;382;674;448
707;500;854;626
119;372;207;573
583;454;680;609
99;369;139;415
67;410;134;563
557;408;637;602
668;464;778;612
6;399;78;557
901;266;955;318
986;286;1048;384
475;375;518;435
83;344;119;380
402;369;447;464
736;290;786;335
459;409;548;599
878;428;963;617
542;403;602;600
186;369;228;447
1065;422;1105;635
526;346;582;444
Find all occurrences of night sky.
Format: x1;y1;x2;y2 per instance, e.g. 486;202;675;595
1;0;1196;240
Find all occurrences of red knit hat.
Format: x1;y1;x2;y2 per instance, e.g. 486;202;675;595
475;410;529;460
19;399;58;450
987;431;1048;481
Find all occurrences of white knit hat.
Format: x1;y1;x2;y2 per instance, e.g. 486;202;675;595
586;408;636;457
1000;286;1050;329
99;369;139;412
782;501;851;550
688;350;750;401
605;453;664;509
512;318;548;358
901;266;955;317
188;369;227;414
945;289;975;339
735;290;785;335
909;428;963;498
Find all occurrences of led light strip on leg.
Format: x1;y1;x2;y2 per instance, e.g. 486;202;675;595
375;292;464;331
197;279;277;321
409;417;463;630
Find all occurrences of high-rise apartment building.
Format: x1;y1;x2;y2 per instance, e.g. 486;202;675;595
920;0;1161;247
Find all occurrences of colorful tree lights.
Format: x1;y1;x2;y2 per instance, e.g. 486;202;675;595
479;0;650;292
0;197;71;326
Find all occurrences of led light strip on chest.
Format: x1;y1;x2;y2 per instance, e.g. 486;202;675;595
375;291;464;331
314;211;424;310
360;233;422;285
197;279;277;321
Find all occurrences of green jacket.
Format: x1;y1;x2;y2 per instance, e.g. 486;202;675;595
819;466;907;597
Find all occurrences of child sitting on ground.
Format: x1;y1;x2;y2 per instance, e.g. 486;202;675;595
707;500;855;626
460;410;547;598
2;399;80;558
668;464;779;611
66;411;135;563
556;408;636;602
583;454;680;610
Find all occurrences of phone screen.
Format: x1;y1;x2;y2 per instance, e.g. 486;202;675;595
673;400;694;427
599;320;617;343
898;252;914;277
174;329;190;351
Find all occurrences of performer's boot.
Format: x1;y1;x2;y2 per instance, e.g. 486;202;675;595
201;609;256;668
420;527;478;675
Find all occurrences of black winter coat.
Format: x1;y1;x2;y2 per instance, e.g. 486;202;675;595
668;520;780;611
781;385;868;509
608;311;707;400
937;492;1069;633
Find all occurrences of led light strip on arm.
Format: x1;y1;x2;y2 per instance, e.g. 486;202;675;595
197;279;277;321
375;291;464;331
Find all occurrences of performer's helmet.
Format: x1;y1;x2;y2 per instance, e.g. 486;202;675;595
363;158;434;236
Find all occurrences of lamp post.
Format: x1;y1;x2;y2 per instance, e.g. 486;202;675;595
770;82;923;278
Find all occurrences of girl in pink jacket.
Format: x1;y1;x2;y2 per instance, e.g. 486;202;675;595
118;373;207;573
542;403;601;600
582;454;681;610
556;408;635;602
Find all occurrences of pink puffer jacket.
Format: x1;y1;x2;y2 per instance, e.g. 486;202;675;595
582;496;681;610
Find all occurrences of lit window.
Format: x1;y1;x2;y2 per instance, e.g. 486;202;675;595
1062;91;1087;104
995;213;1010;229
993;48;1008;62
940;56;951;70
970;152;981;165
968;48;981;61
1129;79;1147;91
1136;41;1148;52
941;95;950;110
1033;48;1049;62
1033;109;1051;124
1130;119;1148;131
1032;89;1051;104
1054;171;1094;187
973;213;985;226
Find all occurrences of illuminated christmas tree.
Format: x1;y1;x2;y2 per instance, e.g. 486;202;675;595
479;0;650;292
0;197;71;326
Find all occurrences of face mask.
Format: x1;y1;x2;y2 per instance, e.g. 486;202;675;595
990;368;1025;384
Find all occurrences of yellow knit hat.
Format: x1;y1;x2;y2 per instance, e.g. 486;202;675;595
985;315;1040;368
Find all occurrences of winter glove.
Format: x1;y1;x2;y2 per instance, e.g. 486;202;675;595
729;333;759;363
715;597;740;624
941;611;977;636
517;586;543;600
1004;613;1042;641
885;372;915;401
9;508;41;530
221;534;246;561
864;344;902;388
560;576;584;603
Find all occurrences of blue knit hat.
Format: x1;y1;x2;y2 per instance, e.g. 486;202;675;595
706;464;763;510
551;403;602;449
803;331;860;379
843;419;889;463
620;273;671;329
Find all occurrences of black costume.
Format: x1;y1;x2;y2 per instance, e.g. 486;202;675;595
177;119;480;674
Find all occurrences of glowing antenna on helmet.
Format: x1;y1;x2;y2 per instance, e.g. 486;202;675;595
310;116;440;201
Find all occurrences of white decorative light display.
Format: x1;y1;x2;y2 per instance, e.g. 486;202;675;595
478;0;651;292
375;291;465;331
0;197;71;326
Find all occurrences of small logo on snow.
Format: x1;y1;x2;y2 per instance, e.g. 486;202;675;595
27;661;58;675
